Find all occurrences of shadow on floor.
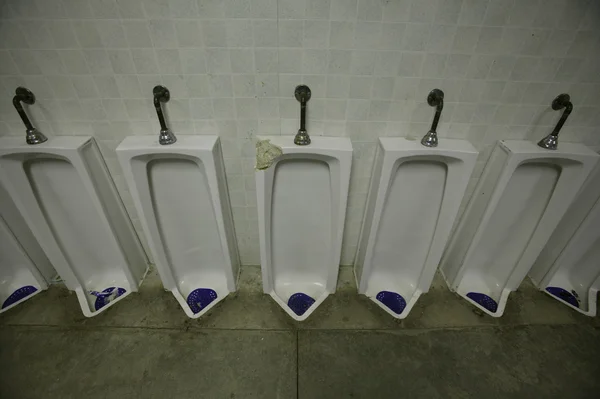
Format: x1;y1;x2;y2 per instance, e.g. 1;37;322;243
1;266;599;398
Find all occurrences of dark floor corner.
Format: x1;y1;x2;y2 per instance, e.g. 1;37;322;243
298;325;600;399
1;267;599;399
0;328;296;399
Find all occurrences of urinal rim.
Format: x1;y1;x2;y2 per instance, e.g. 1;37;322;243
366;289;423;320
540;286;598;317
457;288;510;318
0;284;45;314
354;138;479;320
0;136;150;318
269;290;330;322
75;285;133;318
172;288;230;319
116;136;240;320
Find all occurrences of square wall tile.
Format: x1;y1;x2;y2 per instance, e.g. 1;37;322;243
1;0;597;266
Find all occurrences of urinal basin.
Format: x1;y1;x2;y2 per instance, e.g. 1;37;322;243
0;136;149;317
530;158;600;316
0;180;54;313
355;137;477;319
256;136;352;321
117;135;240;319
441;140;599;317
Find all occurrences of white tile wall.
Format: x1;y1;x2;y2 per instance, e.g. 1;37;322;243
1;0;600;265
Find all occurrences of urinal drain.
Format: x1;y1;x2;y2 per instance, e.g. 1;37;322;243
546;287;579;308
375;291;406;315
92;287;126;311
288;293;315;316
466;292;498;313
187;288;218;314
2;285;38;309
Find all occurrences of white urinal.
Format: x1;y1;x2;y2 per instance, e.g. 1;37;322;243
354;137;477;318
0;136;149;317
440;140;599;317
117;135;240;319
529;158;600;316
0;180;55;313
256;136;352;321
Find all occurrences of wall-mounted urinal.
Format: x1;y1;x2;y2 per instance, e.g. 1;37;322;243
117;85;240;319
355;89;478;318
0;87;149;317
256;85;352;321
440;94;599;317
0;179;55;313
529;153;600;316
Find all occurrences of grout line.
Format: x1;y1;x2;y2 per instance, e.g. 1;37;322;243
0;324;294;333
296;329;300;399
0;320;593;334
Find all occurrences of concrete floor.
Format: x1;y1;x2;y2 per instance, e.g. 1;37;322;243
1;266;599;398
